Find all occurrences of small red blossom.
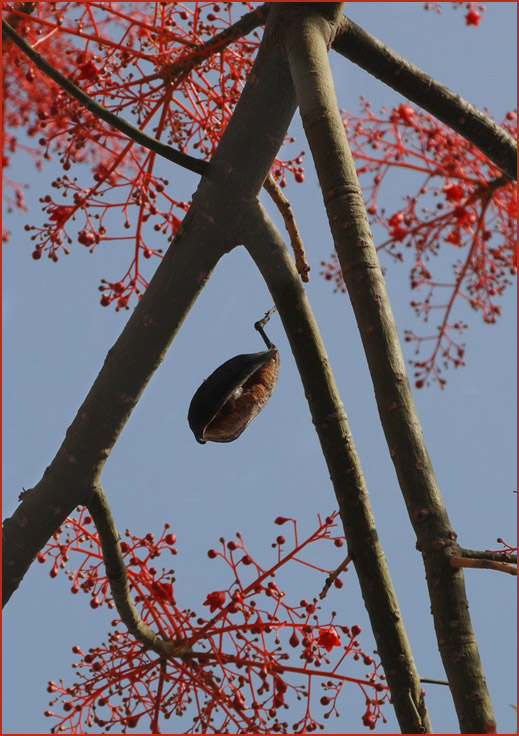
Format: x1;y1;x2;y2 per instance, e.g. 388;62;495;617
47;205;74;227
289;630;300;647
318;627;341;652
465;8;481;26
274;516;291;525
150;581;174;601
391;103;416;124
77;60;100;81
203;590;227;612
77;229;96;247
443;183;465;202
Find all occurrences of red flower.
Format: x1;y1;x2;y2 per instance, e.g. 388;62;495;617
150;581;174;601
394;103;415;123
465;9;481;26
274;516;291;525
77;60;100;81
318;628;341;652
443;183;465;202
48;205;74;227
203;590;226;612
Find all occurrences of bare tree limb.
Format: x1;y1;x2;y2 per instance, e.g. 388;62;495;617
2;16;298;604
279;3;496;732
450;555;517;576
331;15;517;181
459;547;517;565
319;555;351;599
243;201;431;735
2;19;211;177
2;2;36;29
263;173;311;281
87;485;173;656
1;204;222;603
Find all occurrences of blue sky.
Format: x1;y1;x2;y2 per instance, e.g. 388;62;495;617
2;3;517;734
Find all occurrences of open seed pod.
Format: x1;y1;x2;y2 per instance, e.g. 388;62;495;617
188;347;279;443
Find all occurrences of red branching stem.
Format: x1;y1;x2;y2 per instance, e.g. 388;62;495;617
420;195;492;375
150;661;167;734
41;509;386;733
321;103;516;386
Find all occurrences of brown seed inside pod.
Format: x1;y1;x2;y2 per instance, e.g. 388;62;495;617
204;353;279;441
188;348;279;444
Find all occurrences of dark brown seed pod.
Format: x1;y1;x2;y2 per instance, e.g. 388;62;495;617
188;348;279;443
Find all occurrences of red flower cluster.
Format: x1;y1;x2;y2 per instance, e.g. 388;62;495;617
424;2;485;27
40;509;389;733
322;101;516;387
2;2;304;309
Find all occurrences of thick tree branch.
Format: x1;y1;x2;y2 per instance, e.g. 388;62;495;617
243;202;431;735
331;15;517;181
2;19;210;177
3;15;298;605
87;485;173;657
279;3;496;732
2;205;223;603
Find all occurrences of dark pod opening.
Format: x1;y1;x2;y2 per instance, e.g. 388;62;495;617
188;348;279;443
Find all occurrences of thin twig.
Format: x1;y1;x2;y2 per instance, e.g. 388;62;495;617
3;2;36;30
158;4;270;85
332;15;517;181
263;173;311;282
2;19;210;177
319;554;351;599
449;555;517;576
420;677;449;686
254;306;277;349
459;547;517;565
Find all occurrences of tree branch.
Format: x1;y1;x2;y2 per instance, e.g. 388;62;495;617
1;19;211;177
242;201;432;735
420;677;449;687
157;3;270;85
450;554;517;576
459;547;517;565
263;173;311;281
2;205;223;603
280;3;496;732
87;485;173;656
319;555;351;599
2;2;36;29
3;16;298;604
331;15;517;181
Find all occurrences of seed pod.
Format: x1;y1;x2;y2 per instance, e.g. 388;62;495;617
188;348;279;443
